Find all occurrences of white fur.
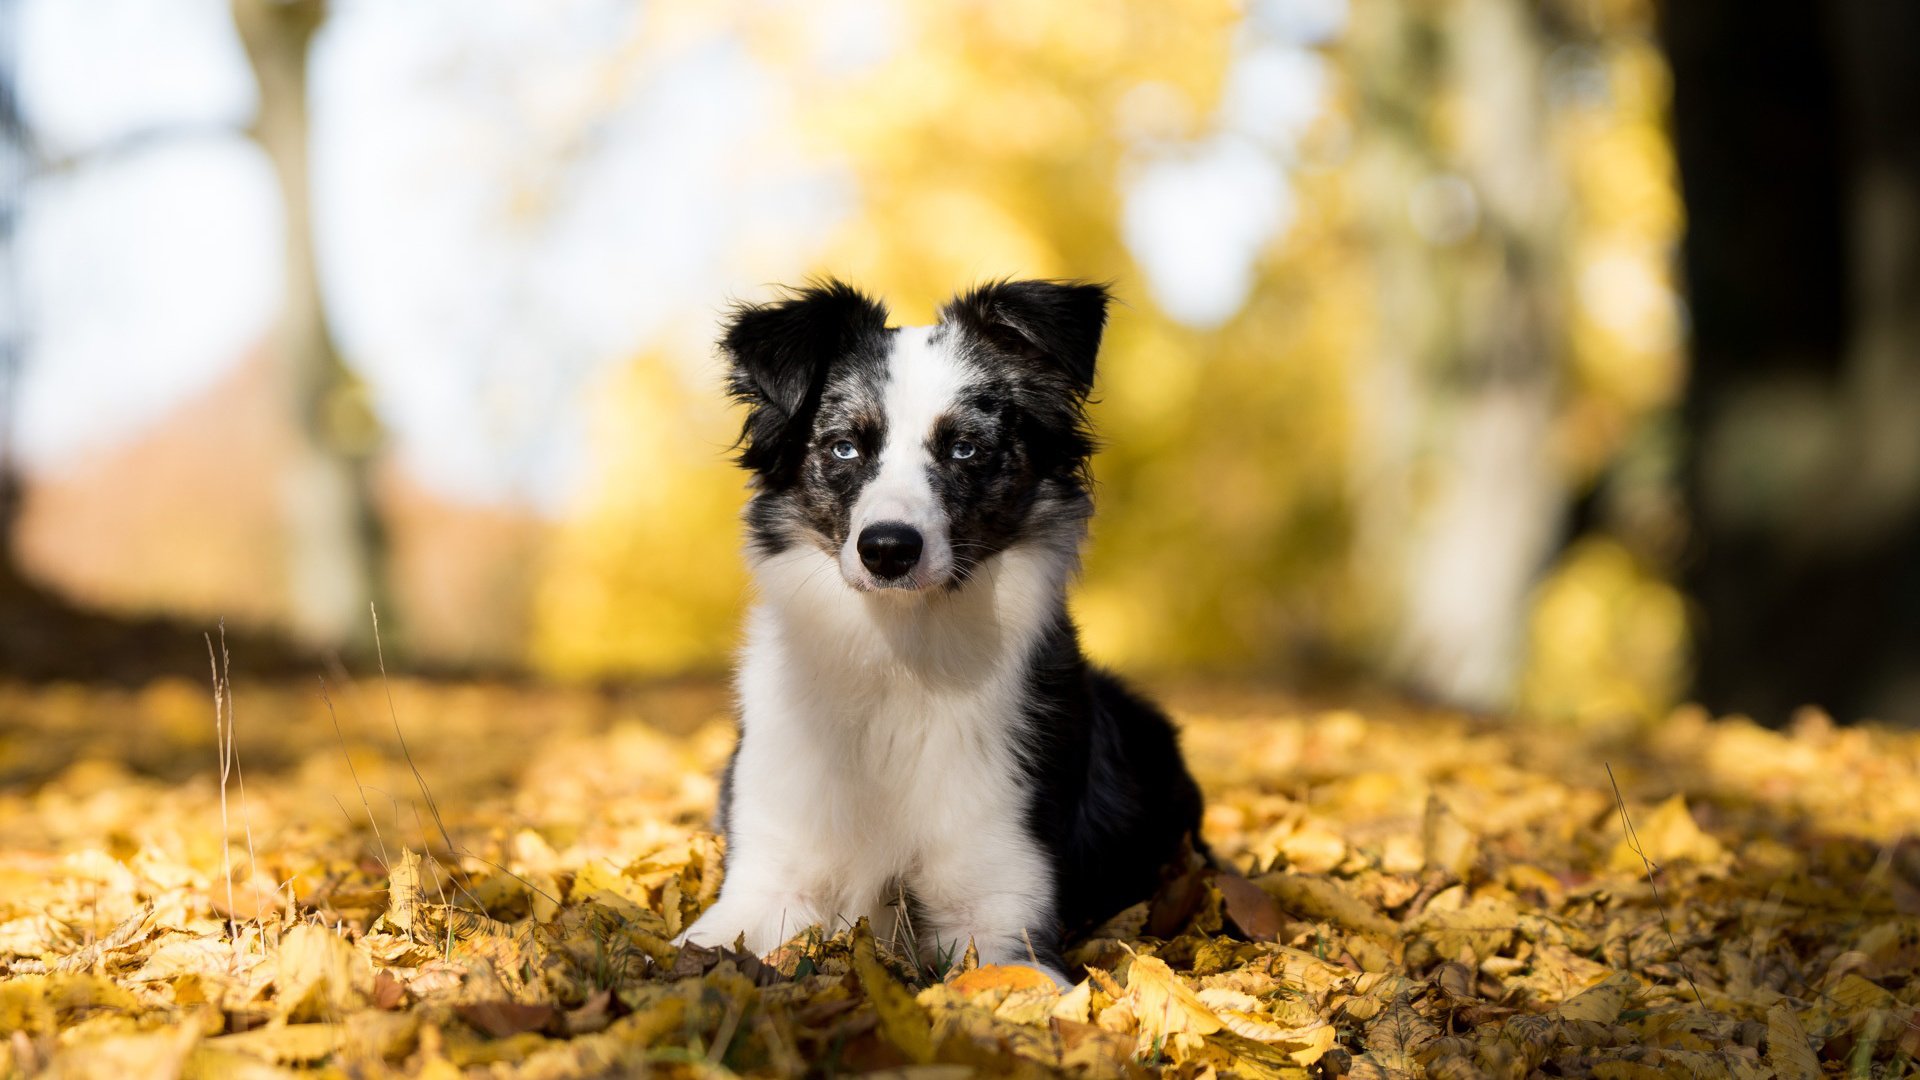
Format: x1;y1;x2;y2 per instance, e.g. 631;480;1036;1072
681;325;1074;983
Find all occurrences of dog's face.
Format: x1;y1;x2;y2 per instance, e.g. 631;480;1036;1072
723;280;1109;592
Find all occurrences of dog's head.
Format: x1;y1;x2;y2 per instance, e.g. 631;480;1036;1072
722;279;1109;592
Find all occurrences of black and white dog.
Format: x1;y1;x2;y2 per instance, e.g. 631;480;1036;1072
678;279;1204;984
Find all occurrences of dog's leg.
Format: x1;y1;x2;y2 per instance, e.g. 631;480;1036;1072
910;829;1074;988
678;731;884;955
678;806;871;955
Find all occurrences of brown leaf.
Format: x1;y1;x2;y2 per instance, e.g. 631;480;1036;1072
1147;835;1211;938
371;969;407;1010
1214;870;1284;942
455;1000;557;1038
561;989;613;1036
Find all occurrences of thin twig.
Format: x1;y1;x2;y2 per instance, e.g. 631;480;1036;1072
320;676;390;871
370;604;489;916
206;634;237;949
371;605;454;856
1606;763;1705;1007
216;624;266;924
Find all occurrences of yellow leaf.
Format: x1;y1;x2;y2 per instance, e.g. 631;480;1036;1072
44;1024;200;1079
1766;1003;1820;1080
1217;1008;1334;1050
1195;987;1261;1013
1125;952;1220;1056
852;921;934;1064
274;924;367;1022
383;849;422;937
1421;795;1478;880
993;987;1060;1025
1283;1021;1339;1066
1096;998;1137;1035
1254;873;1398;939
1825;972;1895;1013
1265;947;1359;1002
1607;796;1725;872
1050;979;1092;1023
1554;971;1635;1023
208;1022;347;1063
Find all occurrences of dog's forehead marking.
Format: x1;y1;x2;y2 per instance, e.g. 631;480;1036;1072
881;324;971;448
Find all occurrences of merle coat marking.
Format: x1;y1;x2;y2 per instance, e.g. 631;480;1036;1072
678;279;1204;982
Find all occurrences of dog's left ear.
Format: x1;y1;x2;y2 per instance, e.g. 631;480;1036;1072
941;280;1111;395
721;279;890;483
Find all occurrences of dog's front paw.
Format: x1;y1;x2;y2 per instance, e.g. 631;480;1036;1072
674;909;748;952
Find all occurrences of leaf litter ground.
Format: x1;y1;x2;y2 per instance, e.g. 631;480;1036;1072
2;677;1918;1078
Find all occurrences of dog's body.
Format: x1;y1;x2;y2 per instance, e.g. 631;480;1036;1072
679;280;1203;982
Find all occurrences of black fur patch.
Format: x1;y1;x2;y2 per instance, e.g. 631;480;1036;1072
940;280;1107;490
1015;618;1207;958
722;279;892;491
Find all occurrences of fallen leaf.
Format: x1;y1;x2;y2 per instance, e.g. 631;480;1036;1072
1254;872;1398;938
1607;796;1726;872
1125;951;1221;1056
209;1022;347;1064
947;964;1059;997
455;1000;557;1038
1767;1002;1820;1080
372;969;407;1010
1555;971;1635;1023
1215;871;1285;941
275;923;368;1021
1051;978;1093;1023
852;920;934;1064
1421;795;1478;880
382;849;423;937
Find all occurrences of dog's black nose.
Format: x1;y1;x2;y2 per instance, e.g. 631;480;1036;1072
857;523;923;579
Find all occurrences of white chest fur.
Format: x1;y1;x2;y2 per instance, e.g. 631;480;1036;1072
680;542;1073;980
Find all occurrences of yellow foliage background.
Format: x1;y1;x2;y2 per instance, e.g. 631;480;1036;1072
531;0;1687;723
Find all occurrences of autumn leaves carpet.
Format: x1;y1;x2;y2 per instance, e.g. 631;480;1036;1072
1;680;1917;1076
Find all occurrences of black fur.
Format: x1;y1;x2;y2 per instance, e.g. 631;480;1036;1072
941;280;1106;489
1016;616;1208;962
723;279;892;490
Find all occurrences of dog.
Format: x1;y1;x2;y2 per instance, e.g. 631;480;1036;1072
677;279;1205;984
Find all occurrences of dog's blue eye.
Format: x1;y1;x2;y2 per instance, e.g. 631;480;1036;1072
830;440;859;460
950;441;977;461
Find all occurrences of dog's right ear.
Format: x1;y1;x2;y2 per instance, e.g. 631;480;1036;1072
722;280;889;483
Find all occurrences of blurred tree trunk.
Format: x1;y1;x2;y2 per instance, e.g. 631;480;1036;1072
232;0;389;652
1345;0;1570;710
0;0;25;595
1662;0;1920;725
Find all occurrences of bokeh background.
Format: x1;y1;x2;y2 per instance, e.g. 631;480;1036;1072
1;0;1915;727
